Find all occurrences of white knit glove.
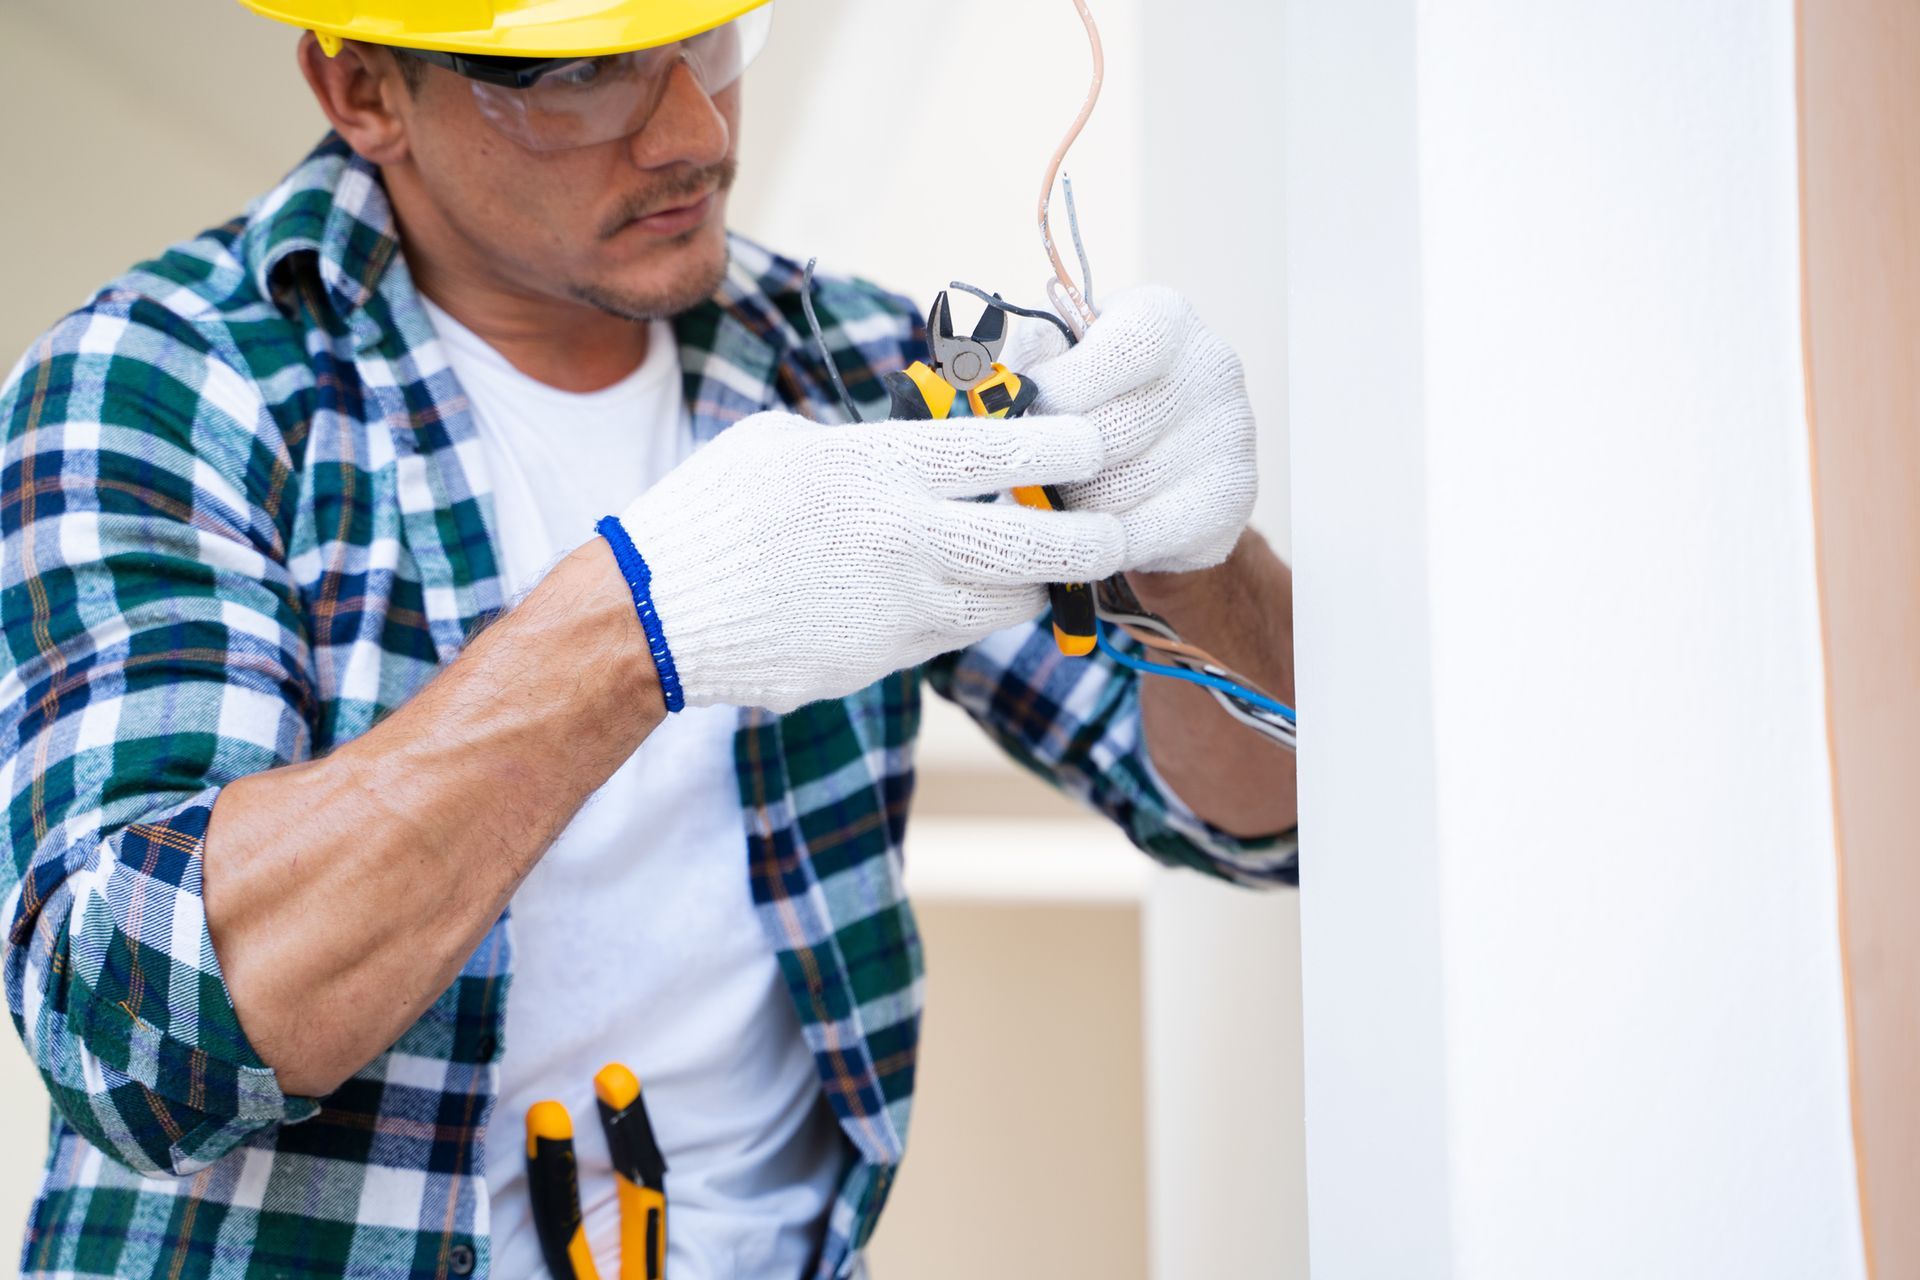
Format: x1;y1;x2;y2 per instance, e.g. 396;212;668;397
1005;286;1258;574
614;410;1125;713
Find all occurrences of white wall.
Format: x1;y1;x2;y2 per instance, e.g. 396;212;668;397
731;0;1147;358
1290;1;1865;1276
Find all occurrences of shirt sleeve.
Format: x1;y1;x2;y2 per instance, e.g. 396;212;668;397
924;618;1299;887
0;295;320;1178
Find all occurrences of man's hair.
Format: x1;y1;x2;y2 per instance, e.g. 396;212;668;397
390;47;429;94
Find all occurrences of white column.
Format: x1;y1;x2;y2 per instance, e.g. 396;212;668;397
1289;1;1866;1276
1287;1;1456;1275
1138;4;1306;1276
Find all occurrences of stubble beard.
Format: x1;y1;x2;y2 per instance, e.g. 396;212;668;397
566;159;736;322
566;235;730;323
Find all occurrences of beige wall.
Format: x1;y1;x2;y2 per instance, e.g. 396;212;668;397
869;902;1148;1280
0;2;325;365
0;1037;38;1269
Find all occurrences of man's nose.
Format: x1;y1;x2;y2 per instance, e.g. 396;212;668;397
628;57;732;171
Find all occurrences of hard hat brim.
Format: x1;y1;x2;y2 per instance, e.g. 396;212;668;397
238;0;772;60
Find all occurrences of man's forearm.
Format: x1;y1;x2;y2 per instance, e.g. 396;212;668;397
203;540;661;1097
1129;527;1298;838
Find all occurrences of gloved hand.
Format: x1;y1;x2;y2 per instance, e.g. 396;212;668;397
1004;286;1258;574
613;409;1125;713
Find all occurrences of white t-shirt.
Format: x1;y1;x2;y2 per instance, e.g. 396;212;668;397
422;299;847;1280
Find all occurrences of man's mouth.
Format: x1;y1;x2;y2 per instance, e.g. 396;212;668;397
617;190;716;239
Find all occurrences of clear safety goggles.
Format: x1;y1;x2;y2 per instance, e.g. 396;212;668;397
406;4;774;152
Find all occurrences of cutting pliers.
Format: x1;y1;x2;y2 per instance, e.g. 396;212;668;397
882;291;1098;656
527;1064;669;1280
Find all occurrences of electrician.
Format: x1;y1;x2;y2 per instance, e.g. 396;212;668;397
0;3;1296;1277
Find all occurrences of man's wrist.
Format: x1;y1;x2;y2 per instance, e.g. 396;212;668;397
1125;526;1263;621
552;538;668;725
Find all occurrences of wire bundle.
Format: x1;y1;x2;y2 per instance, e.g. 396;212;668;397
1093;579;1296;751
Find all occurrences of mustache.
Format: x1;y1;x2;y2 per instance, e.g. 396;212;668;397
598;160;738;239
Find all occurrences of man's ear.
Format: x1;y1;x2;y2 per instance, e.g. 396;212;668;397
297;32;412;165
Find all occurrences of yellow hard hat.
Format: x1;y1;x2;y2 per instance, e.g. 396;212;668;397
236;0;772;60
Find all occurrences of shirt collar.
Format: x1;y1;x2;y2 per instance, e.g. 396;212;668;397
246;133;402;324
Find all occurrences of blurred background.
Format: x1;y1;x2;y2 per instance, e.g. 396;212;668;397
0;2;1299;1276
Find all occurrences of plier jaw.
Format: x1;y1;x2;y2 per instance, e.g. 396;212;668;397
881;285;1100;659
925;289;1008;392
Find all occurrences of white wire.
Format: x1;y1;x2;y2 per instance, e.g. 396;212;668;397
1099;607;1280;705
1213;687;1297;751
1096;606;1180;641
1099;607;1296;749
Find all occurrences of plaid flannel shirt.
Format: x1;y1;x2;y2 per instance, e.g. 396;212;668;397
0;135;1298;1280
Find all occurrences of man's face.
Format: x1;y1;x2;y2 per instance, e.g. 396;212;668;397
392;54;741;321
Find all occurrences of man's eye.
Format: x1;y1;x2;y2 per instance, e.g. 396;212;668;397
546;59;607;88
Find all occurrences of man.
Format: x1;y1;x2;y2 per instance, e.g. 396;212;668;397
0;1;1297;1276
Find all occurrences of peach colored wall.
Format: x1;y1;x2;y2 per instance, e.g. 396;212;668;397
1799;2;1920;1275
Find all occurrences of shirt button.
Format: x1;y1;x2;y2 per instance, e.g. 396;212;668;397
448;1244;476;1275
474;1034;497;1061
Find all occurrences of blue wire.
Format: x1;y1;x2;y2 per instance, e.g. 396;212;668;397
1095;620;1298;724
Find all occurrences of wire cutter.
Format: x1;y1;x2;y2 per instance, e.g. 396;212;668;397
881;291;1098;657
527;1065;669;1280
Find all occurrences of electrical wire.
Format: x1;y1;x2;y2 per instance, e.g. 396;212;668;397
809;4;1293;749
1098;639;1296;750
1098;614;1305;744
1063;175;1094;310
1095;620;1296;722
1215;693;1297;748
802;257;866;424
946;281;1077;347
1038;0;1105;330
1032;4;1296;750
1116;618;1252;674
1097;593;1296;749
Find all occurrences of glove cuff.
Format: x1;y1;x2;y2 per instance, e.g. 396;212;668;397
596;514;687;713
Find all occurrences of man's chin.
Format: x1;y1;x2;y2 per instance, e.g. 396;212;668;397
569;228;730;322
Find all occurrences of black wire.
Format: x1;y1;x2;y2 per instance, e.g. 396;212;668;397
947;281;1078;347
802;257;867;424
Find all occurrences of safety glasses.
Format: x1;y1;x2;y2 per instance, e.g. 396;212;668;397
406;3;774;152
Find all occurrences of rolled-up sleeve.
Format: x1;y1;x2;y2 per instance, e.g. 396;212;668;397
0;296;319;1177
925;619;1299;887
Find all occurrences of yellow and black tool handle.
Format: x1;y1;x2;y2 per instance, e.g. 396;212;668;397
1006;481;1098;657
527;1102;602;1280
596;1064;668;1280
880;361;1098;657
882;361;954;421
968;370;1098;658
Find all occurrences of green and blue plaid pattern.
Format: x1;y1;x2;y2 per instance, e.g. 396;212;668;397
0;135;1297;1280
